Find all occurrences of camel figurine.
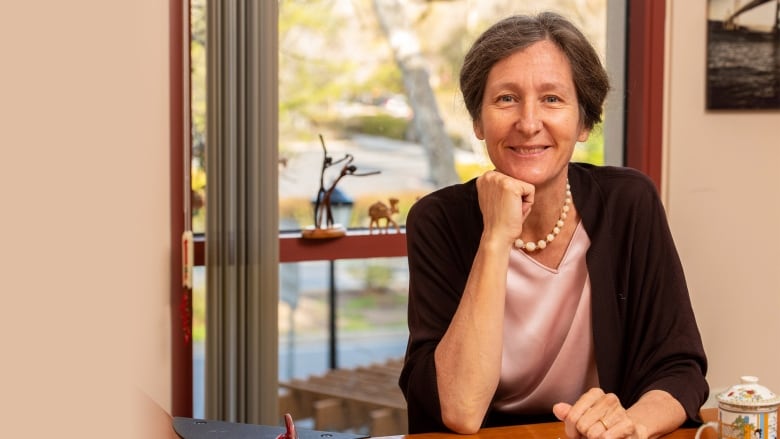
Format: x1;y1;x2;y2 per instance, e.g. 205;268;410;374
368;198;400;234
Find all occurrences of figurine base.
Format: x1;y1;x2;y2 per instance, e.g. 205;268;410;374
301;226;347;239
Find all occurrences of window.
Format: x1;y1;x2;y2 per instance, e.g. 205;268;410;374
174;0;661;424
278;0;613;235
274;0;612;430
189;0;206;418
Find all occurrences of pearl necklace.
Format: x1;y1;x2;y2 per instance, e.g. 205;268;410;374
513;180;571;252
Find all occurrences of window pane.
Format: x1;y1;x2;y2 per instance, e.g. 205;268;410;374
191;0;206;234
276;2;607;431
278;0;607;231
192;265;206;419
279;258;409;381
187;0;608;424
190;0;206;419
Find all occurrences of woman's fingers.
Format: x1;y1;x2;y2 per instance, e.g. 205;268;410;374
556;389;643;439
476;171;535;244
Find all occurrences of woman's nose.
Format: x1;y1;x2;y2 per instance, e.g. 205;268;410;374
514;104;542;135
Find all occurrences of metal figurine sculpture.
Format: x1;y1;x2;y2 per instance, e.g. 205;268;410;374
302;135;379;239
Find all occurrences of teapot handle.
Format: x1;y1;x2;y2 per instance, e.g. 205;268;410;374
695;421;719;439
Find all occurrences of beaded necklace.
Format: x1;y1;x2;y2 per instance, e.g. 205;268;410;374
513;180;571;252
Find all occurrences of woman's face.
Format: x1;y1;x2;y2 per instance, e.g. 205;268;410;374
474;40;589;187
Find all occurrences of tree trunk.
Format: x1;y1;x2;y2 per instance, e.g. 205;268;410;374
372;0;460;187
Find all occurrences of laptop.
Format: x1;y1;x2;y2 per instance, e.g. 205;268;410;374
172;417;369;439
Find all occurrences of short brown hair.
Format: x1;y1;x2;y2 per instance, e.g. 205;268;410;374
459;12;610;130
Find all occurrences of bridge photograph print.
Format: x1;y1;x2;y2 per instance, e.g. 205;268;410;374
706;0;780;110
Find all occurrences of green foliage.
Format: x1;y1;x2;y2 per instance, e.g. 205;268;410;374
279;0;337;34
572;123;605;165
279;197;317;229
340;288;408;331
191;269;206;343
455;160;492;182
190;0;206;140
343;114;410;140
358;63;406;96
364;264;393;291
280;0;380;137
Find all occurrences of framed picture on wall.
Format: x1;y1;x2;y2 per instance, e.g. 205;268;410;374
706;0;780;110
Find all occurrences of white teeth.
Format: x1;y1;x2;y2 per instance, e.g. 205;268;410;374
515;147;545;154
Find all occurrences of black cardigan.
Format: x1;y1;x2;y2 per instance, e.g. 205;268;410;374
399;163;708;433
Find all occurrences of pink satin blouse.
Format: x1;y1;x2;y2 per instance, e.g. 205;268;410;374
493;221;599;413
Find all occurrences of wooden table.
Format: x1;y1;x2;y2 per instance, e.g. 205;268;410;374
371;408;720;439
164;404;773;439
370;423;706;439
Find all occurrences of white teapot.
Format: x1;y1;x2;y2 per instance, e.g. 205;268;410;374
696;376;779;439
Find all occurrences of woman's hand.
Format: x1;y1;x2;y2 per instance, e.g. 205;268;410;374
476;170;535;247
553;388;648;439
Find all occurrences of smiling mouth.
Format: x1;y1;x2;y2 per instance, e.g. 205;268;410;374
510;146;548;155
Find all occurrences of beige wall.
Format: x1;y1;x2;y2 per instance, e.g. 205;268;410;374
665;1;780;399
0;1;171;436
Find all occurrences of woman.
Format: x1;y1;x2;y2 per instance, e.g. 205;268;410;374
399;12;708;438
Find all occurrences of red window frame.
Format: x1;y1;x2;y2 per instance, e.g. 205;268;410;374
625;0;666;190
170;0;191;417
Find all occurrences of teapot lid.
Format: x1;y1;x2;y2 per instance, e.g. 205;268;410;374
717;376;780;408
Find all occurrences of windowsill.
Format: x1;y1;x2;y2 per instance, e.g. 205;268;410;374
193;228;407;265
280;227;407;262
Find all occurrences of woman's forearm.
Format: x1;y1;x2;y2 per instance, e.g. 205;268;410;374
434;237;510;433
626;390;686;439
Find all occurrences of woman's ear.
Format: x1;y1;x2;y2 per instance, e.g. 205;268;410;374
577;126;591;143
473;119;485;140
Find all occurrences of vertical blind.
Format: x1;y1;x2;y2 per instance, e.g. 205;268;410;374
205;0;279;425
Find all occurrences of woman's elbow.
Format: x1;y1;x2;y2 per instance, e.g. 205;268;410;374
440;407;483;434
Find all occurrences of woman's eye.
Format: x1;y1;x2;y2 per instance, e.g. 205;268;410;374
498;95;515;103
544;95;560;103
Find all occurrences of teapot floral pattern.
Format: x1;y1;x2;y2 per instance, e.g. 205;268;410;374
716;377;779;439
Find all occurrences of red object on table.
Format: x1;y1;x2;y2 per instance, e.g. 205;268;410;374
276;413;298;439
